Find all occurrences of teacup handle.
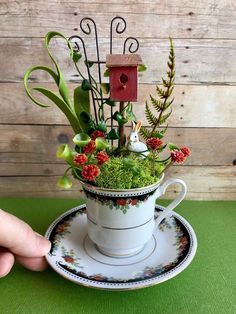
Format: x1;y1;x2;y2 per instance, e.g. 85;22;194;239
154;178;187;226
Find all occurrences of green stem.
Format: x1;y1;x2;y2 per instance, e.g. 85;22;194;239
121;102;130;113
87;153;93;163
152;151;156;176
159;160;173;176
63;166;73;176
105;117;112;123
74;62;103;122
74;62;86;80
72;168;84;181
156;156;171;163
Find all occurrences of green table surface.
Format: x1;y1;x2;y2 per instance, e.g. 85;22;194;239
0;198;235;314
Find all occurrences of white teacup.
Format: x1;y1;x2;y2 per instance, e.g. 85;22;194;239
81;174;187;257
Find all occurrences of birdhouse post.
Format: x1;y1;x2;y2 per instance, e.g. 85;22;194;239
106;54;143;102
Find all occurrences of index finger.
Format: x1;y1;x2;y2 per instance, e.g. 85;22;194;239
0;209;51;257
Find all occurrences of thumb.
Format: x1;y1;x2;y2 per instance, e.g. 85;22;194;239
0;209;51;258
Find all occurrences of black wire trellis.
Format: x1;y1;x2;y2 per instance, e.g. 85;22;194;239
69;16;140;130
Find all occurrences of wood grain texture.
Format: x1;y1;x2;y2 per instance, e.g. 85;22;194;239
0;125;235;166
1;83;235;128
1;0;236;200
106;54;142;67
1;38;236;85
0;0;236;38
0;166;235;200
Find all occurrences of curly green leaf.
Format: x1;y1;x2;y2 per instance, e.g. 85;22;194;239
45;32;74;106
24;66;59;108
74;85;90;133
33;87;81;133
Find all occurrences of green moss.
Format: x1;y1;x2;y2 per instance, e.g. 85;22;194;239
96;154;165;189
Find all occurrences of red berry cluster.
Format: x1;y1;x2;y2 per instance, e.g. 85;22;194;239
83;141;96;154
91;130;105;140
171;147;191;164
81;164;100;181
73;153;87;165
146;137;163;150
73;140;110;182
96;151;109;165
181;146;191;157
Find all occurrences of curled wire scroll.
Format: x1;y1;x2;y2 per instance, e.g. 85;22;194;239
123;37;140;54
69;35;86;55
80;17;104;120
110;16;127;54
109;16;127;138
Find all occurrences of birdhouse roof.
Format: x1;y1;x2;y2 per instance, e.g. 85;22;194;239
106;54;143;67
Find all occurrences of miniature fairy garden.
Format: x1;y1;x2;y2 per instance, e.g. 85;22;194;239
24;17;190;190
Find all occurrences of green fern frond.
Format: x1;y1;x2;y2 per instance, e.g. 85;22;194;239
145;102;159;126
150;94;162;111
159;109;172;124
163;98;174;110
162;78;169;87
160;125;168;136
143;37;175;137
168;86;174;96
139;126;152;140
156;86;166;99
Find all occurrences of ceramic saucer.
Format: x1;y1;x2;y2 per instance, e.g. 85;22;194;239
45;204;197;290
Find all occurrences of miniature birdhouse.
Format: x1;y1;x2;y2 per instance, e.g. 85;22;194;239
106;54;142;102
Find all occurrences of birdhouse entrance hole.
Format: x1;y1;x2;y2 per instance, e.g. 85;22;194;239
120;73;128;89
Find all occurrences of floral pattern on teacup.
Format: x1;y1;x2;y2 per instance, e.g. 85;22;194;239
83;188;154;214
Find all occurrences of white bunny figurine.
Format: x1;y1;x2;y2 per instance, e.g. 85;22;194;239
127;121;148;158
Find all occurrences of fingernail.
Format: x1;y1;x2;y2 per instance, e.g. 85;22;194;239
35;234;51;254
0;252;14;278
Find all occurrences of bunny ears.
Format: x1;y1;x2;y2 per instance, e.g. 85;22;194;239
131;121;142;132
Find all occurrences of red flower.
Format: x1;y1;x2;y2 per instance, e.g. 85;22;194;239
73;153;87;165
146;137;163;150
56;222;69;233
63;255;74;263
56;225;66;233
83;141;96;154
96;151;110;165
116;199;126;206
81;164;100;181
130;199;139;206
90;275;104;281
181;146;191;157
180;236;188;245
91;130;105;140
170;150;185;164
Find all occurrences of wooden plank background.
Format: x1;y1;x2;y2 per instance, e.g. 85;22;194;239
0;0;235;200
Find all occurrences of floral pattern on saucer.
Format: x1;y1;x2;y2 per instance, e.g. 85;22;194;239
50;207;85;254
55;215;190;284
45;204;197;290
61;246;83;269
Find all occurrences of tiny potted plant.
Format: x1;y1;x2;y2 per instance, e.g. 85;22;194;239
24;18;190;258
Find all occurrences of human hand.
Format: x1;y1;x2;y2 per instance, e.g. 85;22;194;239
0;209;51;278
